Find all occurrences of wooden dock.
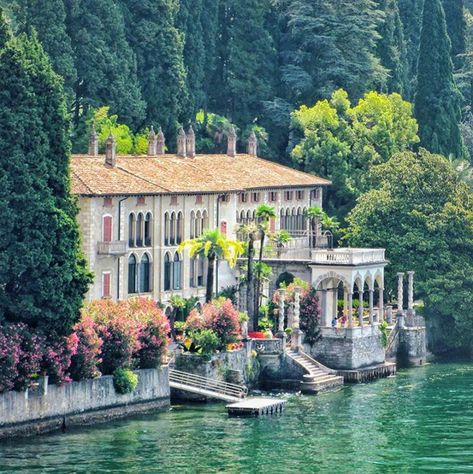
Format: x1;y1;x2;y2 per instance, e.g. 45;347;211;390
226;397;287;417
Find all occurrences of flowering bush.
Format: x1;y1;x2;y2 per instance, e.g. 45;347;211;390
0;325;21;393
69;316;103;381
205;299;240;346
41;333;79;385
300;287;322;345
185;309;208;332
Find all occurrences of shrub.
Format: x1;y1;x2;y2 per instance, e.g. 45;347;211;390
185;309;207;332
69;316;103;381
113;368;139;394
190;329;221;357
206;299;240;346
300;288;322;346
41;333;79;385
0;325;21;393
14;324;43;391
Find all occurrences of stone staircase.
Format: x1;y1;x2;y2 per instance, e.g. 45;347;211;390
286;349;344;394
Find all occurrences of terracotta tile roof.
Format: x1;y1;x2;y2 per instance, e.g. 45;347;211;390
70;154;331;196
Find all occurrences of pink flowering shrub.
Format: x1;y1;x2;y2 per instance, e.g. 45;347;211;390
40;333;79;385
206;299;241;346
185;309;207;332
69;316;103;381
0;325;21;393
300;288;322;345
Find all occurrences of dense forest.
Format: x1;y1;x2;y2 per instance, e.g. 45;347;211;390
0;1;472;352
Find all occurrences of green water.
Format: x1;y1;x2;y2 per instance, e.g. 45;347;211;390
1;362;473;473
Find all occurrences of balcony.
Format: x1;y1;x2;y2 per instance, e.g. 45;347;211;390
312;248;386;265
97;241;127;256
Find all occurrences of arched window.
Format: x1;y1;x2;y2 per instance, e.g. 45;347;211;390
170;212;176;246
164;252;171;291
128;254;137;294
291;208;297;233
136;213;144;247
164;213;170;246
297;207;303;231
195;210;201;238
173;252;182;290
177;212;183;244
202;210;209;231
144;213;152;247
190;211;196;239
189;257;196;288
139;254;151;293
280;209;285;230
128;214;136;247
197;256;206;287
103;215;113;242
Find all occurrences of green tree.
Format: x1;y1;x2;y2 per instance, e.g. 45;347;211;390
346;149;473;351
178;229;244;303
291;89;419;219
414;0;464;158
0;19;91;338
12;0;77;100
65;0;145;128
120;0;188;135
442;0;466;69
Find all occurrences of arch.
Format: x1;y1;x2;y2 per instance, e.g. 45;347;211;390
128;254;137;294
313;271;351;293
364;272;374;291
164;212;170;246
144;212;152;247
176;211;183;244
128;213;136;247
173;251;182;290
164;252;172;291
139;253;151;293
170;212;176;245
136;212;144;247
275;271;295;289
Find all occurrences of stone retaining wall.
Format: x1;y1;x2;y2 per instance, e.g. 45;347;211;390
0;366;170;439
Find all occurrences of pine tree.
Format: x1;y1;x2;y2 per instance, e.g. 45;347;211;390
415;0;463;158
0;16;91;337
120;0;188;135
12;0;77;101
442;0;466;68
65;0;145;129
377;0;408;95
209;0;277;127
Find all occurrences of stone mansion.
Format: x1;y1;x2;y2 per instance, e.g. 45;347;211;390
71;127;331;307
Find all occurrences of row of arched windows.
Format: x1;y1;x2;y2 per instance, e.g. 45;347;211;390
164;251;182;291
190;210;209;239
128;254;151;294
164;212;184;246
280;207;307;234
129;213;152;248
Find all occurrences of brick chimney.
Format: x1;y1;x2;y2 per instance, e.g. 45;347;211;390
157;127;165;155
105;133;116;167
147;126;157;156
88;124;98;156
177;127;187;157
186;126;196;158
227;126;237;157
247;130;258;156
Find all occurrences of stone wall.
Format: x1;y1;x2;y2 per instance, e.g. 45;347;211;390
0;367;170;439
305;326;386;370
398;327;427;366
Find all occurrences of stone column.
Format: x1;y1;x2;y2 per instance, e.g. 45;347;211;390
332;288;338;322
386;305;393;325
277;289;285;334
291;287;303;351
378;287;384;322
358;290;364;327
397;272;405;316
369;289;374;326
348;292;353;328
407;271;415;311
320;289;328;327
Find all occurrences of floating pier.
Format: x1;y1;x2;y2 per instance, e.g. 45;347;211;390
226;397;287;417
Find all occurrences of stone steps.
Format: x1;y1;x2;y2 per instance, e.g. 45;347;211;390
287;349;344;394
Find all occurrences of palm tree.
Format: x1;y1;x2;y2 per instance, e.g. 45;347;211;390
178;229;244;303
306;206;325;248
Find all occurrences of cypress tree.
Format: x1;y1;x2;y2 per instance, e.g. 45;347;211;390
377;0;409;95
12;0;77;100
0;15;91;338
415;0;463;158
120;0;188;135
442;0;466;68
65;0;145;129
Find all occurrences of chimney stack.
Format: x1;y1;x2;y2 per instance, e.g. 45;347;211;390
247;130;258;156
227;126;237;157
156;127;165;155
105;133;116;167
177;127;187;157
147;126;157;156
88;124;98;156
186;126;196;158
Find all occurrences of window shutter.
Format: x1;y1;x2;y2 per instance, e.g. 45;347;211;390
103;216;112;242
102;273;111;298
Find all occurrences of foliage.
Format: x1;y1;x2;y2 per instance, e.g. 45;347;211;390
346;149;473;350
41;334;79;385
205;299;241;346
300;288;322;346
217;286;238;306
113;368;139;395
414;0;464;159
188;329;221;357
291;89;419;219
379;321;389;348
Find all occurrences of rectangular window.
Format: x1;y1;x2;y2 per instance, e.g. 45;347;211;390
137;196;146;205
240;193;248;203
103;197;112;207
221;194;230;203
195;195;203;204
285;191;293;201
296;190;305;200
269;191;278;202
312;188;321;200
170;196;178;205
102;272;111;298
251;192;260;203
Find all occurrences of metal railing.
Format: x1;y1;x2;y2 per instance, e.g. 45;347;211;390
169;369;248;399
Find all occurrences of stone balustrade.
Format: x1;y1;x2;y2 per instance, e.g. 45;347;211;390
97;240;127;256
312;248;386;265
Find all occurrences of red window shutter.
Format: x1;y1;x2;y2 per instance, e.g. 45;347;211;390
270;217;276;233
103;216;112;242
220;221;227;235
103;273;111;298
